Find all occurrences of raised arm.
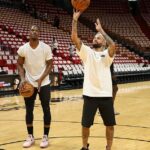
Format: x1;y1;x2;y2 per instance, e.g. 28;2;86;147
71;10;82;51
95;18;116;57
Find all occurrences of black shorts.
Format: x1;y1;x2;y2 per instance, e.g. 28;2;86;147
82;96;116;127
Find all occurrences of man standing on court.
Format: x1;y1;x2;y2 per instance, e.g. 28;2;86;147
71;10;116;150
17;25;53;148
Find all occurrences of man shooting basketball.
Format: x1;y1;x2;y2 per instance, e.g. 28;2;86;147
71;10;116;150
17;25;53;148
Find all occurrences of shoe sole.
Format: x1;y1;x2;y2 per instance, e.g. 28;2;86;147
40;145;49;148
23;141;35;148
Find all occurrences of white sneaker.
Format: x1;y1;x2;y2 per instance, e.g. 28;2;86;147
40;135;49;148
23;134;35;148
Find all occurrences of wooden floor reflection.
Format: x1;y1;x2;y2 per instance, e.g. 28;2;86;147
0;81;150;150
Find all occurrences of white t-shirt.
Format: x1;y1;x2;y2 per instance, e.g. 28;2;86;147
17;41;53;87
77;43;114;97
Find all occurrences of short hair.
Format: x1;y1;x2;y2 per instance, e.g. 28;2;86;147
30;25;40;31
96;32;105;40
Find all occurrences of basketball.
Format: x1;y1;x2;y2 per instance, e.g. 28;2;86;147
19;82;34;98
71;0;90;12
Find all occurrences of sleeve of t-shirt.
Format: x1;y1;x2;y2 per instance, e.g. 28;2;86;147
104;49;114;66
76;43;90;63
45;45;53;60
17;46;25;57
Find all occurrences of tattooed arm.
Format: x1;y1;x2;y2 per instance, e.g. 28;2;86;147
71;10;82;51
95;18;116;57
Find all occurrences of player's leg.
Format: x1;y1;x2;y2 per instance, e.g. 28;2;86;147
39;84;51;148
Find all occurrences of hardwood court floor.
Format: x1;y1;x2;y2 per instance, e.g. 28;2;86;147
0;81;150;150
